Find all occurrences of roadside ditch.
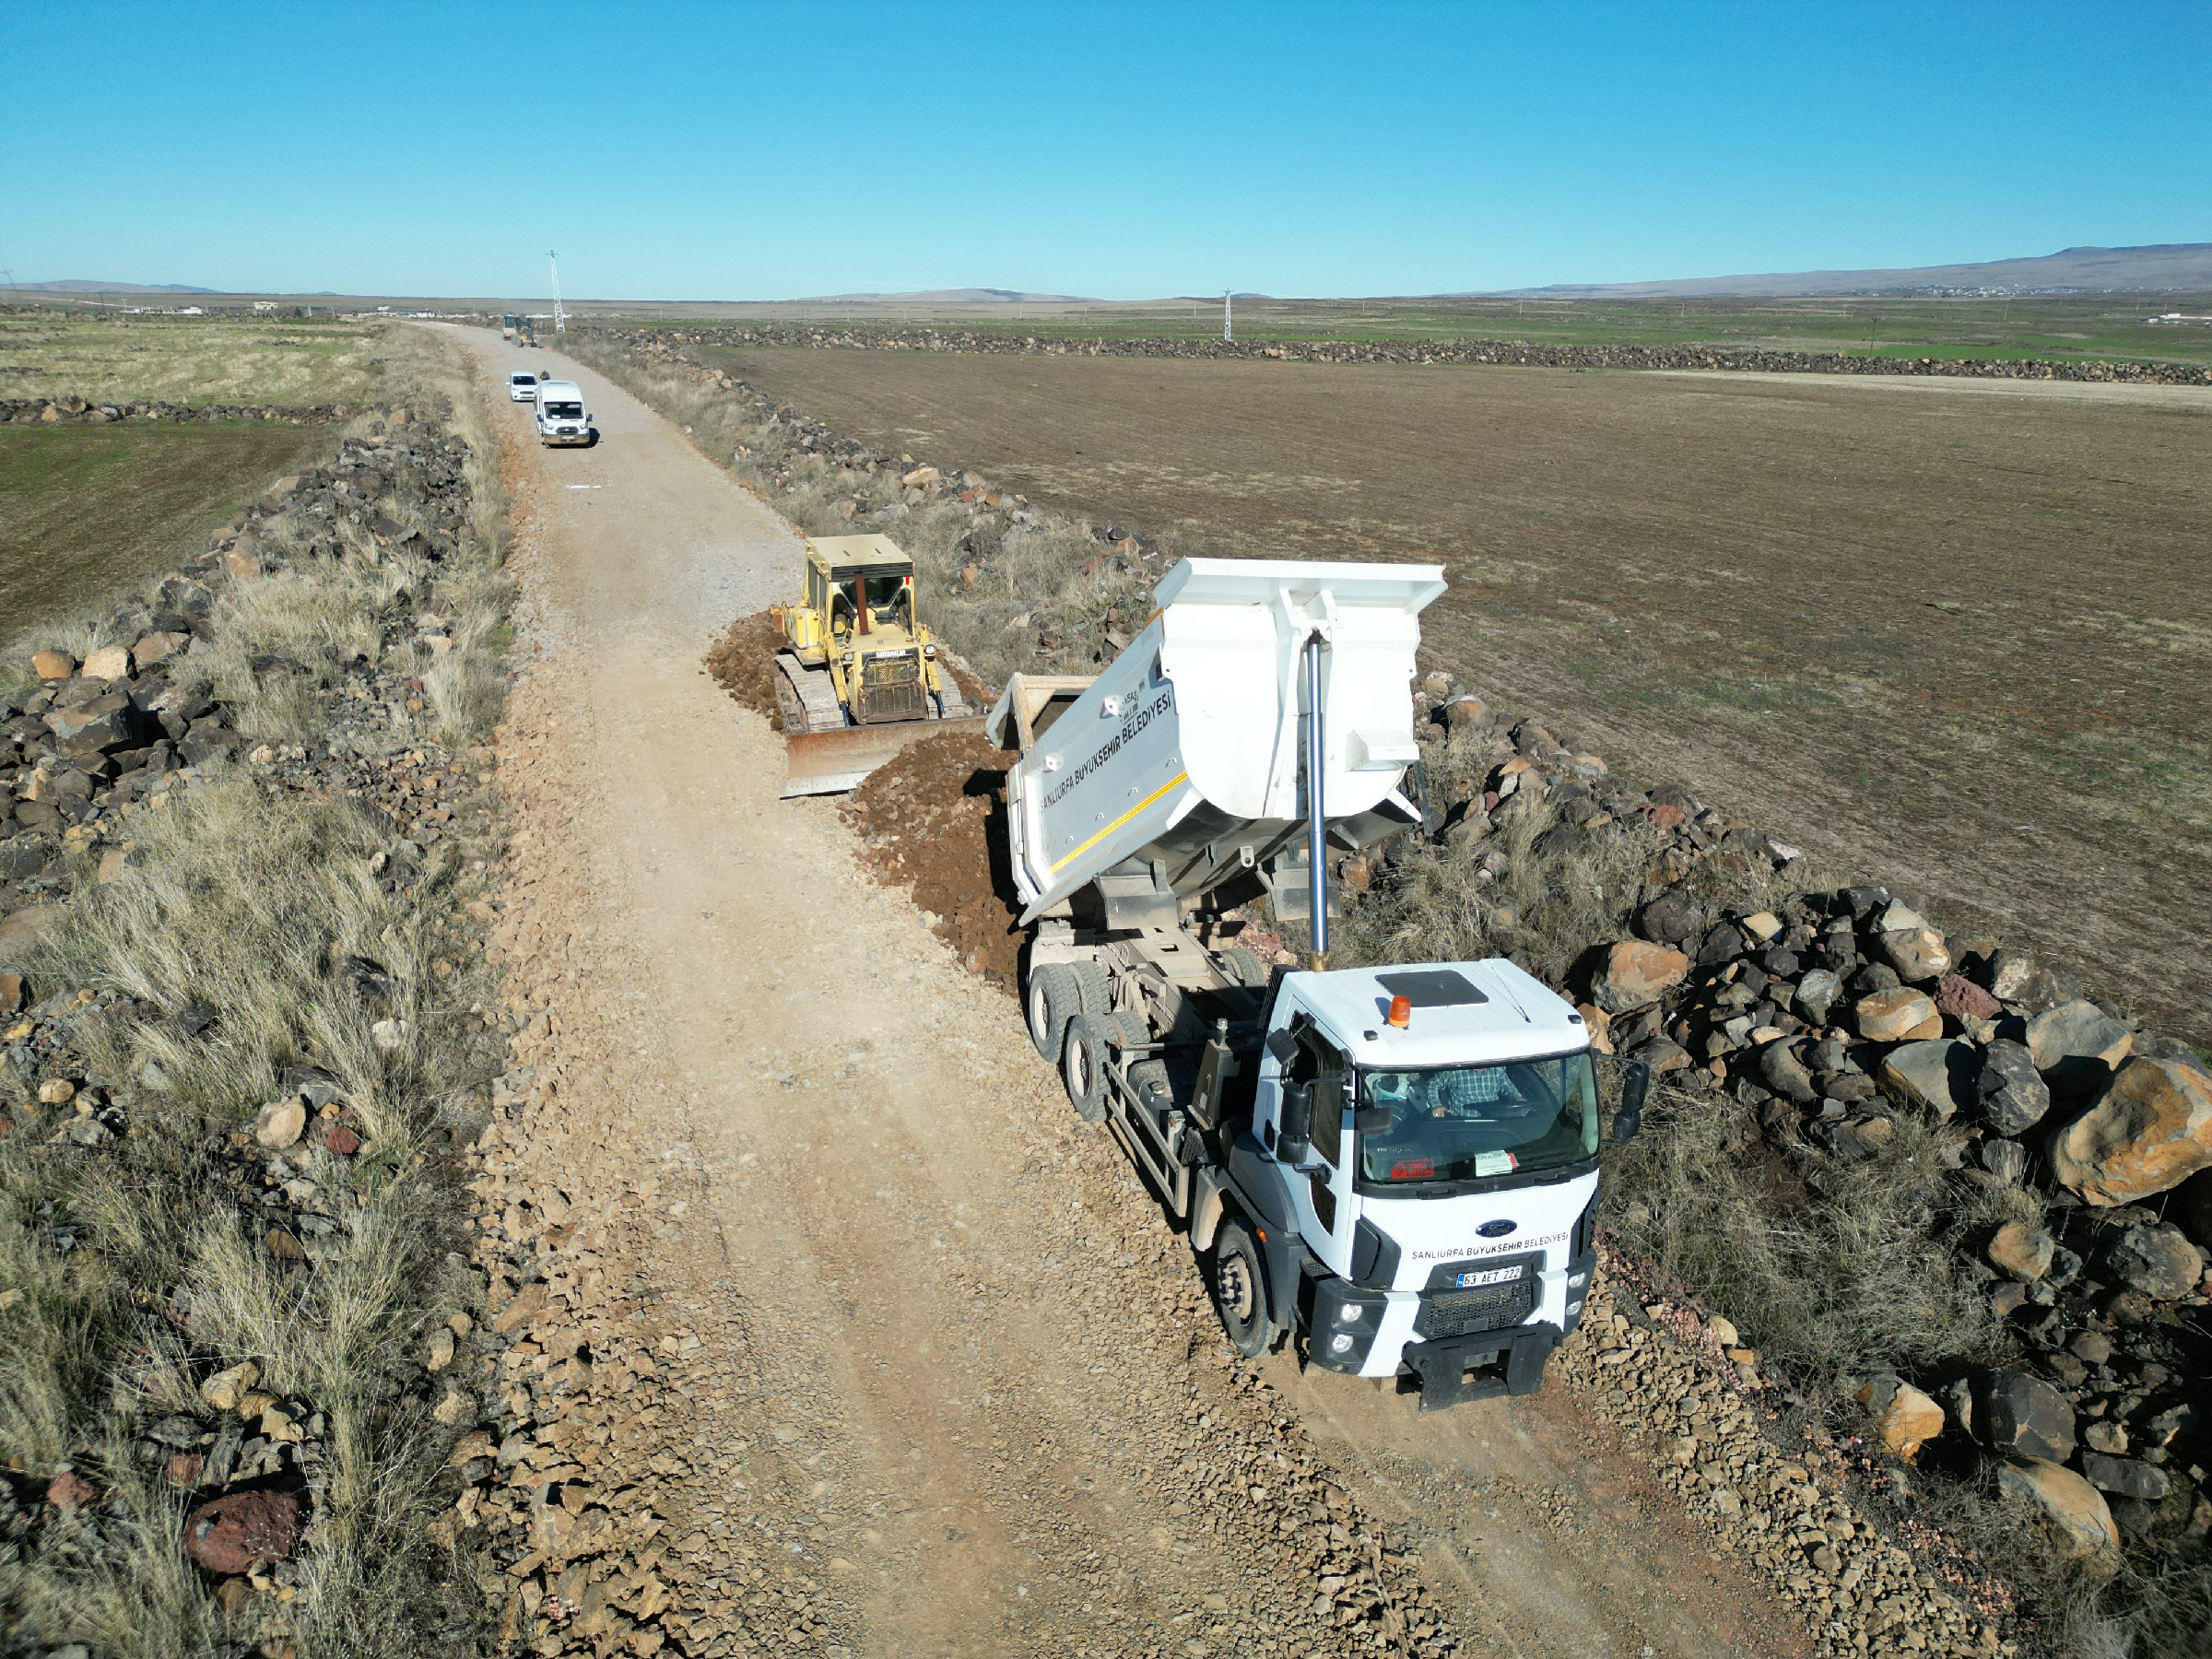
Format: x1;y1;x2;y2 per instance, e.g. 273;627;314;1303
568;324;2211;1659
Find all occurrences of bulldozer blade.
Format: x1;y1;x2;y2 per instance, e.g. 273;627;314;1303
780;715;989;799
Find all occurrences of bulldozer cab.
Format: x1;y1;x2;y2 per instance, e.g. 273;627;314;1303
791;535;924;660
811;552;915;642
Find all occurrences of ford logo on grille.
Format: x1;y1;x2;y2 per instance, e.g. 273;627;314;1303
1477;1219;1516;1238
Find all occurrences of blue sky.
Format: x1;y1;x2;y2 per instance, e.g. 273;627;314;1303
6;1;2206;300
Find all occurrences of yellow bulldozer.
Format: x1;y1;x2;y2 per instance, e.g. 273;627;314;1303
771;534;984;797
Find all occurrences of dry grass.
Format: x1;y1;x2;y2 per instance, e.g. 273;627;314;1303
0;326;508;1653
0;313;380;407
1601;1087;2012;1385
3;782;495;1653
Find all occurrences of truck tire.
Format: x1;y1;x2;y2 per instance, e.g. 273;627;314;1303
1221;946;1271;988
1068;960;1112;1018
1104;1010;1150;1051
1210;1219;1274;1357
1061;1013;1113;1124
1026;964;1080;1060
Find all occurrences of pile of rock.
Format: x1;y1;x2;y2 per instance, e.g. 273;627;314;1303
1393;668;2211;1589
0;405;510;1653
0;427;478;940
608;322;2212;389
1638;884;2208;1547
1;394;347;425
1559;1274;2006;1657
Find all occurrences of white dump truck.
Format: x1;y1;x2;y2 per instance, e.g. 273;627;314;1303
988;558;1644;1406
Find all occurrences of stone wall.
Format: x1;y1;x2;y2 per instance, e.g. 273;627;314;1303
621;324;2212;387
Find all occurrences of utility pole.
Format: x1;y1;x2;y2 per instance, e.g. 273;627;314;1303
1223;289;1232;342
549;251;566;334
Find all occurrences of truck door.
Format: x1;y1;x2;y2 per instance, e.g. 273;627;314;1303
1278;1024;1358;1279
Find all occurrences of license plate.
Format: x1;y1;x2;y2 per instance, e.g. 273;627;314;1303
1454;1267;1518;1289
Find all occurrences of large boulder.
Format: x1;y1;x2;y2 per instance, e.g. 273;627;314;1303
1853;1375;1947;1464
1995;1460;2119;1561
1854;987;1941;1043
1935;972;2002;1022
1794;968;1843;1026
1875;903;1953;982
1986;1221;2055;1283
1878;1039;1976;1119
1592;939;1688;1015
2027;1000;2134;1098
2103;1223;2205;1300
1758;1041;1818;1105
79;643;134;681
1633;891;1707;948
1981;1371;2075;1462
2080;1453;2170;1502
45;691;142;757
1978;1040;2052;1136
2048;1056;2212;1206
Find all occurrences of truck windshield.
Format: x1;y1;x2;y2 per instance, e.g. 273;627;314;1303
543;401;582;418
1357;1052;1597;1184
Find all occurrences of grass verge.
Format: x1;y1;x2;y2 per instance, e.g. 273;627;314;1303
0;326;512;1653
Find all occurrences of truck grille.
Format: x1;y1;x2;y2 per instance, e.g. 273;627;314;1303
1416;1274;1535;1342
856;653;927;724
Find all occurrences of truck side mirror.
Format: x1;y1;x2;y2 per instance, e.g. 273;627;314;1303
1277;1080;1313;1165
1611;1061;1650;1146
1265;1028;1297;1068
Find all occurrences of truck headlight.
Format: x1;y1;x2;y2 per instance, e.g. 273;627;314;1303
1568;1272;1588;1289
1328;1333;1356;1355
1334;1302;1365;1326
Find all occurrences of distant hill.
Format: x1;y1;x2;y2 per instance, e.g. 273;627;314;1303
790;287;1100;304
12;279;219;295
1487;243;2212;300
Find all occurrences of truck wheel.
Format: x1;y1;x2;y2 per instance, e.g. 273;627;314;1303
1221;946;1271;988
1026;964;1079;1060
1210;1220;1273;1357
1068;960;1111;1018
1061;1013;1112;1124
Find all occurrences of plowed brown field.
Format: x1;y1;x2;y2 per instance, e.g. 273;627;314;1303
701;345;2212;1041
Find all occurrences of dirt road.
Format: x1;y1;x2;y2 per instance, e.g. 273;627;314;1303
441;326;1820;1658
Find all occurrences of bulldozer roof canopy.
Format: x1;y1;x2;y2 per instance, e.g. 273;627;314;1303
806;534;912;579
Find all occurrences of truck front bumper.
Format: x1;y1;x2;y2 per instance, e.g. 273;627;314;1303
1402;1322;1560;1409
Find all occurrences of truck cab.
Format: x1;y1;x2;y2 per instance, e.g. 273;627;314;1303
1223;959;1605;1405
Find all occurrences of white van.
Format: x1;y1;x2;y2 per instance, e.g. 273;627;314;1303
508;371;539;403
534;381;591;447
